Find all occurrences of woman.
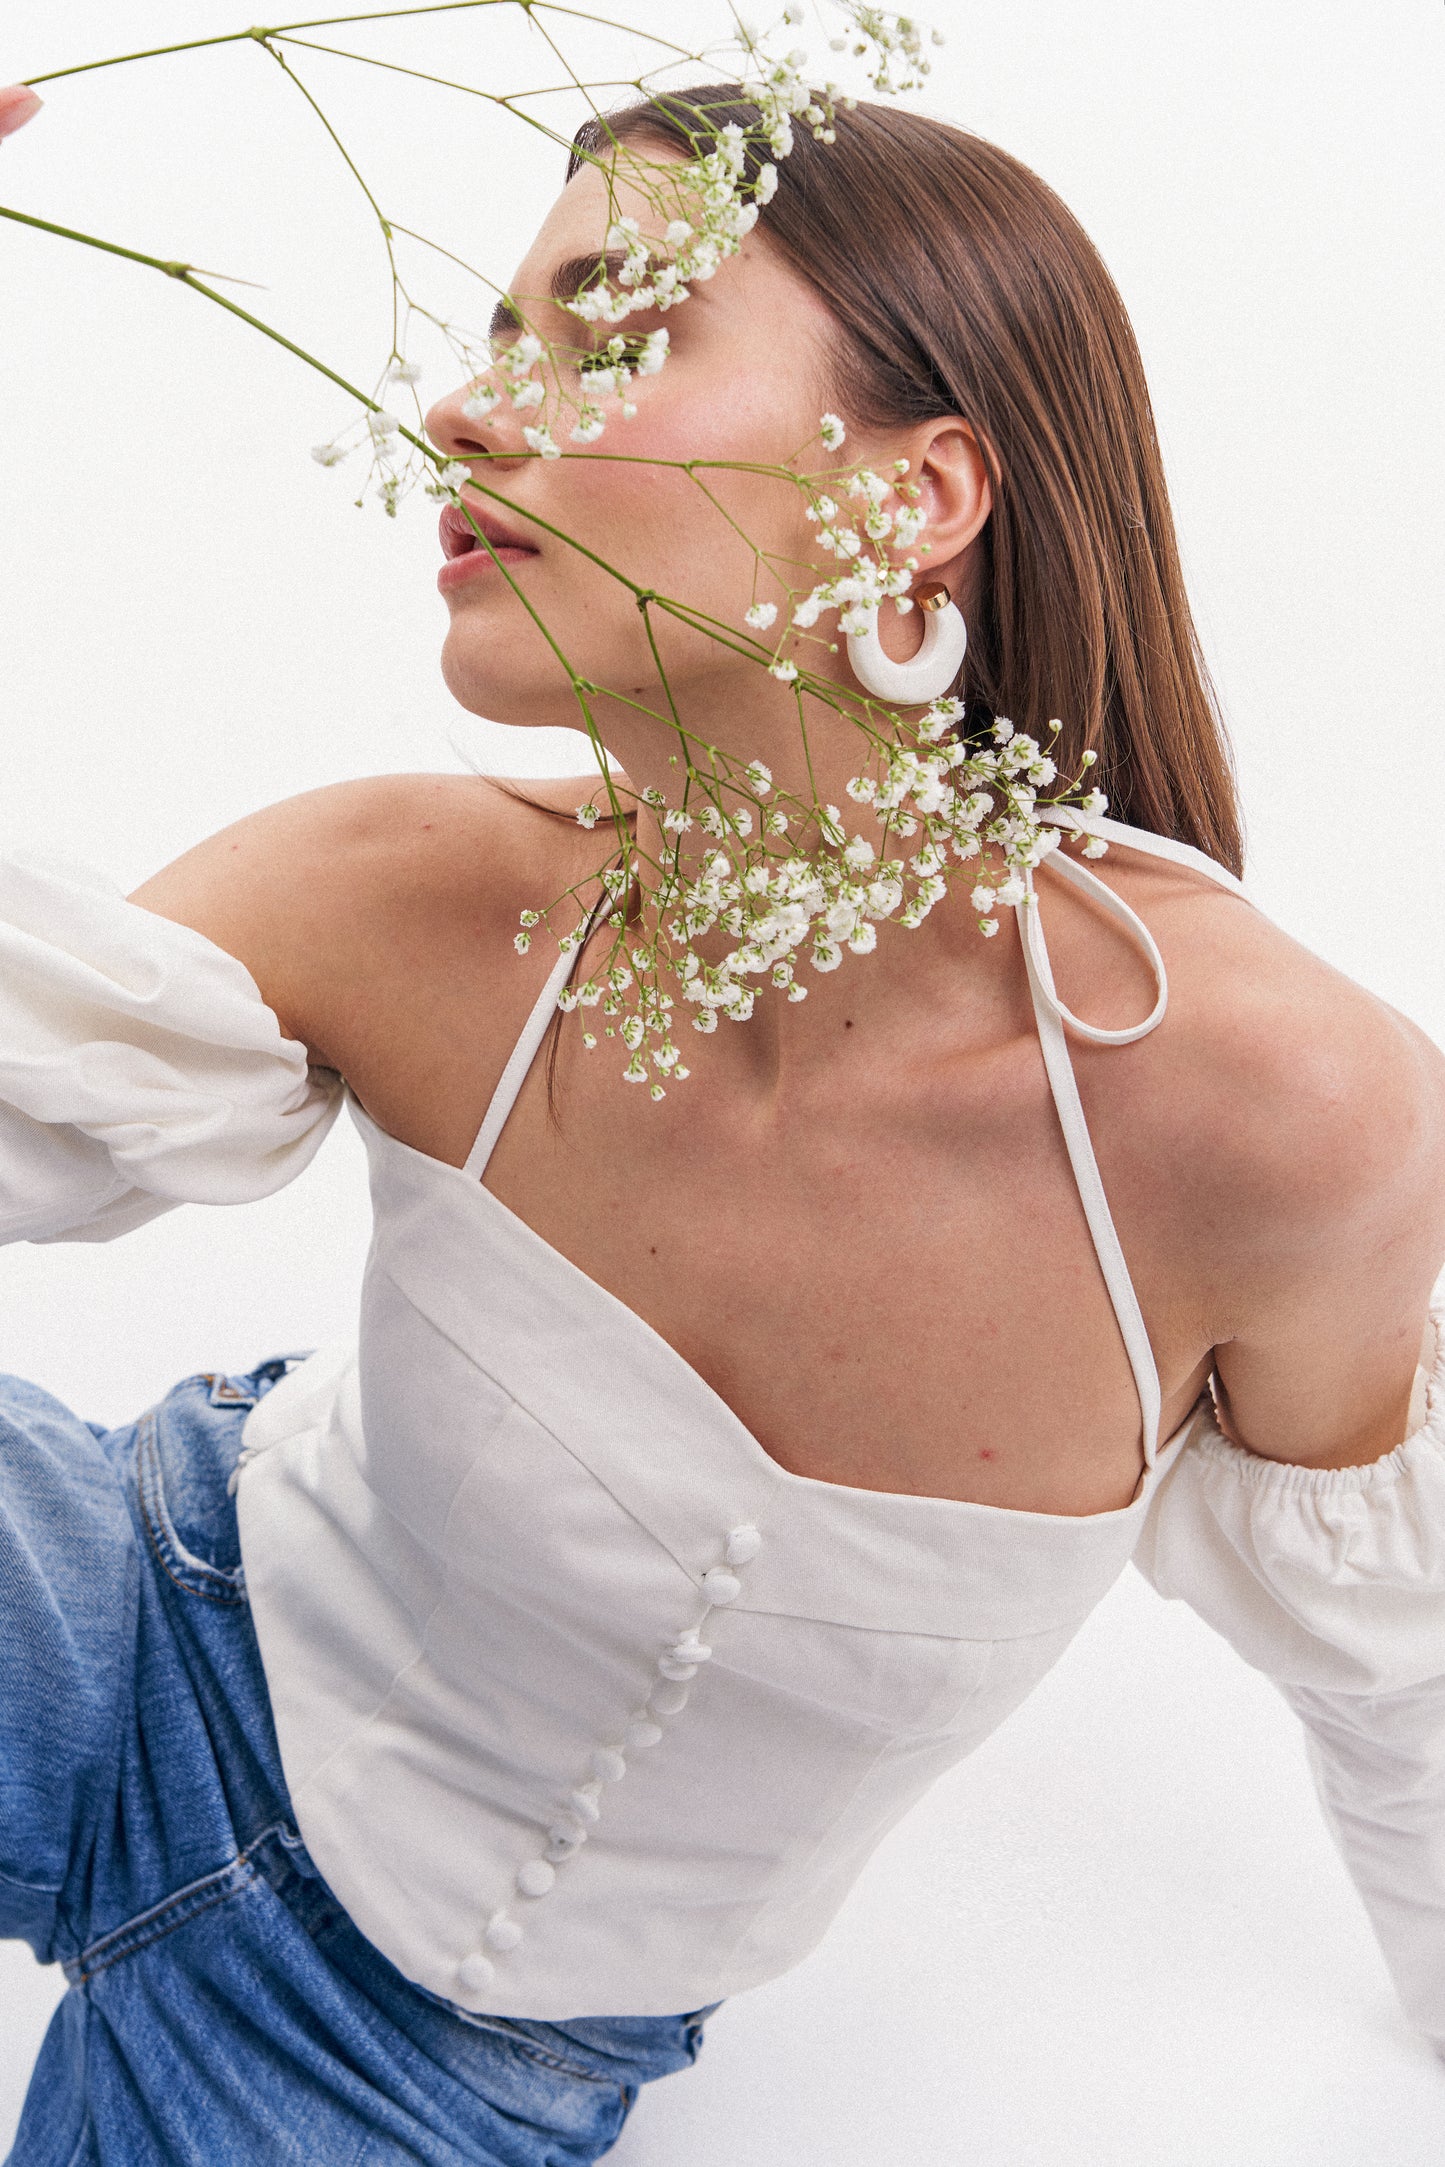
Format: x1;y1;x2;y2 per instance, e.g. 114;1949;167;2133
1;77;1443;2164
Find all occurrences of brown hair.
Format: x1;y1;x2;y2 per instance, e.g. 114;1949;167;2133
570;88;1244;875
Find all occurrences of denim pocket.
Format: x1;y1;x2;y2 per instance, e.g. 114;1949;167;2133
137;1403;249;1606
137;1359;311;1604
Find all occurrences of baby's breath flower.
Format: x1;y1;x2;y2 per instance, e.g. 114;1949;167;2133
423;459;471;501
769;659;799;683
819;412;847;450
311;442;346;467
575;803;600;830
522;423;561;459
745;602;778;630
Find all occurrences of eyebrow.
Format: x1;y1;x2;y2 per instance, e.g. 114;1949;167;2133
486;249;655;342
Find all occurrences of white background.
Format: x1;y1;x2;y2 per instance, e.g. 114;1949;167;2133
1;0;1443;2157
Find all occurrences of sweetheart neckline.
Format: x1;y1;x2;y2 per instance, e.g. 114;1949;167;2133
345;1089;1199;1525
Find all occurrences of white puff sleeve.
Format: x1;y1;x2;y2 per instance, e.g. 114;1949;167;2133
0;847;342;1245
1133;1306;1445;2059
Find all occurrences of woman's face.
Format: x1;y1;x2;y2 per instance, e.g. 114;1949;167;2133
425;152;856;740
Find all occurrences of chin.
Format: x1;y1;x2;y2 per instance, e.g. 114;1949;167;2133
438;641;571;730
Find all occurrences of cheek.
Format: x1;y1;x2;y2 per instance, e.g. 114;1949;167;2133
566;379;816;579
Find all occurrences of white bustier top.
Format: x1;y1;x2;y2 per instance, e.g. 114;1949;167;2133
1;816;1442;2045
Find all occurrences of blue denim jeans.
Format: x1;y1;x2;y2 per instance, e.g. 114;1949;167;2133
0;1359;716;2164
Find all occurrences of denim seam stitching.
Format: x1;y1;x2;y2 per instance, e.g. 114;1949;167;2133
416;2007;623;2087
64;1861;258;1985
137;1410;247;1608
62;1818;295;1983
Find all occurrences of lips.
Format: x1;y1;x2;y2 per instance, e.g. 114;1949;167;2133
438;500;538;563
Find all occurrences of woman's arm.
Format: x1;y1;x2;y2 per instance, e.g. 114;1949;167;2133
1199;957;1445;1469
1135;964;1445;2059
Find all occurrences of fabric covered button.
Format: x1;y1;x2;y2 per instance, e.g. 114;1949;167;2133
699;1568;742;1604
591;1746;627;1783
484;1912;523;1953
657;1656;698;1682
670;1635;712;1663
725;1524;763;1565
546;1818;588;1849
568;1783;602;1822
457;1952;496;1994
626;1718;664;1749
516;1859;556;1898
649;1680;690;1715
545;1832;584;1863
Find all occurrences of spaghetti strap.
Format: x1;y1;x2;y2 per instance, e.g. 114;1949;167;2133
1018;864;1163;1467
1017;815;1256;1467
462;944;577;1181
1038;807;1251;899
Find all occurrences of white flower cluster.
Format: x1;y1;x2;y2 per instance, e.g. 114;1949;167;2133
518;714;1108;1098
826;5;946;92
309;354;440;513
306;3;944;497
523;5;942;444
744;435;925;665
566;143;778;329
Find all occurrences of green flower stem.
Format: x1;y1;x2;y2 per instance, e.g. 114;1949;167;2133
266;37;585;155
260;41;404;353
22;5;510;86
0;200;388;413
22;0;694;91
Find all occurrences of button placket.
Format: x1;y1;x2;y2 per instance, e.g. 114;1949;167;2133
453;1520;763;2000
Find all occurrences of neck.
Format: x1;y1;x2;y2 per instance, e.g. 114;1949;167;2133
578;681;1023;1097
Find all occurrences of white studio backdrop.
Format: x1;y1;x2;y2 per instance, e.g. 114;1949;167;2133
1;1;1442;2157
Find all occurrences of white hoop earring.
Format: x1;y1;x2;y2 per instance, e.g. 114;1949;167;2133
846;582;967;705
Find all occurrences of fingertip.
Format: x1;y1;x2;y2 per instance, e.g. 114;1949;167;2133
0;85;44;142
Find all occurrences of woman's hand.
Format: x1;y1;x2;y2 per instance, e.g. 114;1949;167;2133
0;86;42;143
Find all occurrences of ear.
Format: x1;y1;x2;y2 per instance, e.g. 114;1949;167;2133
901;417;994;593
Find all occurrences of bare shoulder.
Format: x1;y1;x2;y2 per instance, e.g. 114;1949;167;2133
128;770;617;1064
1078;850;1445;1306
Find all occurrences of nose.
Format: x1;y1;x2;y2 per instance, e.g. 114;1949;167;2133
425;380;532;474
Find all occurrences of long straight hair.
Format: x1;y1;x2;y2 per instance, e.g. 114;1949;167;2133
570;89;1244;874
